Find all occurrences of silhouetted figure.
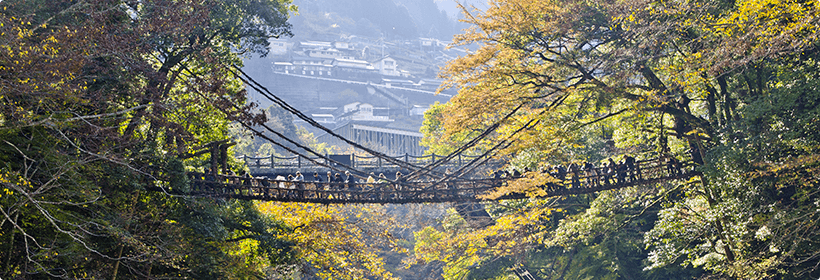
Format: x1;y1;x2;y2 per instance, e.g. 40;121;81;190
260;176;271;198
624;155;637;182
492;170;503;188
606;158;617;185
583;162;598;187
616;160;628;184
344;171;356;199
554;165;566;181
204;168;215;186
568;163;580;188
666;156;682;175
333;173;344;199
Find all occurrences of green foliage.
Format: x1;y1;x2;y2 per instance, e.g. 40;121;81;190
0;0;301;278
415;0;820;279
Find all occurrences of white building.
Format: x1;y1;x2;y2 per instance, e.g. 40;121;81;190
371;56;400;76
341;102;390;122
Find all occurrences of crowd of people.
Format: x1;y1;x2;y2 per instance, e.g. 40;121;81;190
205;169;411;200
492;155;687;191
194;154;687;200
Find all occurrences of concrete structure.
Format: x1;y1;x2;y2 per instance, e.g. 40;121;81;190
372;56;400;76
317;122;425;155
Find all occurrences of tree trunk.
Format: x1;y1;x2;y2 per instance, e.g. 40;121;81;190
4;213;18;275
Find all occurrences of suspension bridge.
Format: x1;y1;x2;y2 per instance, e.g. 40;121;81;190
186;156;699;204
176;67;703;205
189;66;707;280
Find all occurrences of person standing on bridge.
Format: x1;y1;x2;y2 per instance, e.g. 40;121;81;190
294;171;305;199
311;172;323;199
333;173;345;199
377;173;390;199
344;171;352;184
285;174;295;198
394;171;404;199
325;171;333;197
568;163;580;188
366;173;376;200
624;155;637;182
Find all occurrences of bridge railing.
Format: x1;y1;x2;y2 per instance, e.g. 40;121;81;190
239;153;483;170
187;156;700;203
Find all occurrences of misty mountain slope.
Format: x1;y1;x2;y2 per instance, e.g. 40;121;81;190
290;0;458;40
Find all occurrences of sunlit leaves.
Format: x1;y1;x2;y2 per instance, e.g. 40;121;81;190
257;202;400;279
0;0;295;277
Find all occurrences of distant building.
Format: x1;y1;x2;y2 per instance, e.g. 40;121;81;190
290;56;334;76
308;48;356;60
340;102;390;122
333;58;372;70
268;39;292;55
299;41;333;49
334;41;354;50
410;105;429;117
382;78;416;88
310;114;335;124
372;56;400;76
316;122;425;155
272;62;295;74
418;78;443;91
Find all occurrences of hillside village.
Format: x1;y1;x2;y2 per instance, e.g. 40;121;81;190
267;36;464;87
245;35;465;155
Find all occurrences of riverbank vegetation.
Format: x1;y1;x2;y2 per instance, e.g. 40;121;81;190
3;0;819;279
416;0;820;279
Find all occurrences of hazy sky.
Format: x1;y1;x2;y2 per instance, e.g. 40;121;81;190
434;0;489;19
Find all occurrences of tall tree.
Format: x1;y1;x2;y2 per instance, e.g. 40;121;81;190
0;0;299;278
418;0;820;278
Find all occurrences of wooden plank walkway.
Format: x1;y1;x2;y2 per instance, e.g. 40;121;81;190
185;157;699;204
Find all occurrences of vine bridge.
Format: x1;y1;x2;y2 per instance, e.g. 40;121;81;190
187;156;699;204
178;68;701;205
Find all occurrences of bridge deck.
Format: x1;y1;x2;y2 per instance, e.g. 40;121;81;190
186;158;699;204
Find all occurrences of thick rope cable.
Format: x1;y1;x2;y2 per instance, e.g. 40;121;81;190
226;71;431;187
404;102;527;180
406;87;570;181
414;91;570;190
229;66;431;175
178;65;373;180
419;119;538;192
